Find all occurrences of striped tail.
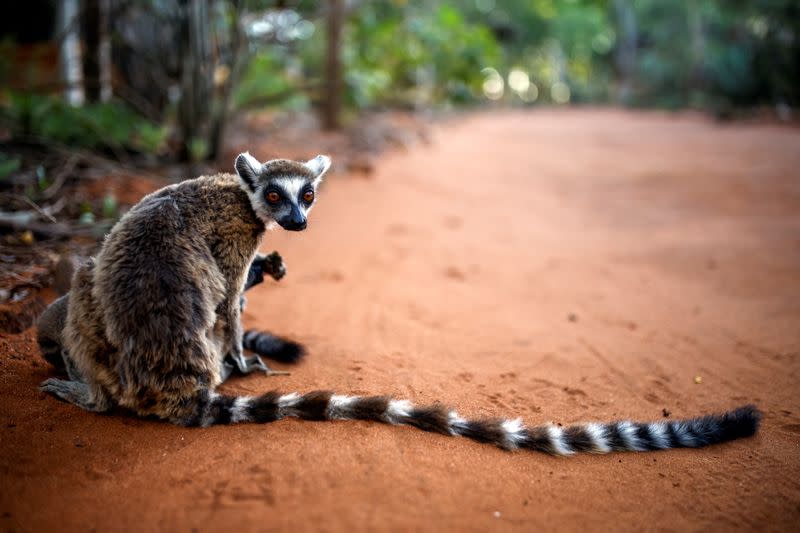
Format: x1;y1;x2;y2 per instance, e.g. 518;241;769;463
186;391;760;455
242;330;305;363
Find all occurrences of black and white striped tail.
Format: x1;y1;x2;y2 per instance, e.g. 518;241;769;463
242;330;305;363
187;391;760;455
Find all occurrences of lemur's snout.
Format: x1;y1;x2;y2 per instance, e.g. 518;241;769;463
281;209;307;231
283;219;307;231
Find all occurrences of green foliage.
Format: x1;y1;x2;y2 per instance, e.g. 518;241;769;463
0;153;22;181
0;92;167;154
102;194;118;220
234;49;308;110
187;137;209;163
617;0;799;109
460;0;618;104
337;2;501;108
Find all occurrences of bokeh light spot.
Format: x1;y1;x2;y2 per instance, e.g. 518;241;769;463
551;82;571;104
482;67;504;100
508;69;530;94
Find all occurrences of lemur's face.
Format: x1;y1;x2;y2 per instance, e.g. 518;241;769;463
235;152;331;231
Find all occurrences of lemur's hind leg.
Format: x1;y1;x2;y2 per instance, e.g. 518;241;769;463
221;353;291;383
221;250;292;383
39;378;112;412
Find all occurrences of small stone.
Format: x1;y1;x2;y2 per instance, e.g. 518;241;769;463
493;511;501;518
567;313;578;322
694;376;702;384
662;408;671;417
19;230;34;246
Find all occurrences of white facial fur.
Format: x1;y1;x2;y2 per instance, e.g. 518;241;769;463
270;176;311;222
234;152;331;229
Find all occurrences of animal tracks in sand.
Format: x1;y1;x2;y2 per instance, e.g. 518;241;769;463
197;465;276;511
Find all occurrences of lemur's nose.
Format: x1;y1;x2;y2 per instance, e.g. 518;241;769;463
283;214;306;231
282;206;307;231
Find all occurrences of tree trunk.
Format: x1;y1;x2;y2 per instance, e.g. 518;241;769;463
58;0;84;106
209;0;245;163
612;0;637;105
322;0;343;131
177;0;212;161
687;1;706;101
82;0;112;103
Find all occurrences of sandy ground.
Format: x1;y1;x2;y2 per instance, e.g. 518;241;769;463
1;109;799;532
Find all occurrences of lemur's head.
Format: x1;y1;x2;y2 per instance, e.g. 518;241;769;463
235;152;331;231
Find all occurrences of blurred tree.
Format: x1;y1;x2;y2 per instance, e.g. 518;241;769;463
322;0;343;130
58;0;84;106
82;0;112;103
613;0;637;104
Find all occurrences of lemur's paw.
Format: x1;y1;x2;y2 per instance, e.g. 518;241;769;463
264;251;286;281
39;378;80;402
40;378;64;393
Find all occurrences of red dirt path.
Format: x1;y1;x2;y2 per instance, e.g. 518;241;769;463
2;109;799;531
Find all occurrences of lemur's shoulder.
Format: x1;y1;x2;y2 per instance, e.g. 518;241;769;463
131;173;245;214
102;173;260;247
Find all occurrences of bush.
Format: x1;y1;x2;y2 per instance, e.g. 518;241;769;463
0;91;168;154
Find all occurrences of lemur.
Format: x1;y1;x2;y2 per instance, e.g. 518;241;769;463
37;152;761;456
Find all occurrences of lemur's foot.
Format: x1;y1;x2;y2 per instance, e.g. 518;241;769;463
263;367;292;377
262;251;286;281
222;353;290;383
246;354;292;376
40;378;110;412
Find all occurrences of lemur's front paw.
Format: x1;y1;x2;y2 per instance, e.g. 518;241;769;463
263;251;286;281
39;378;65;394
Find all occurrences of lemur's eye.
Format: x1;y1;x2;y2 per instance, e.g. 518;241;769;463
303;190;315;203
266;191;280;204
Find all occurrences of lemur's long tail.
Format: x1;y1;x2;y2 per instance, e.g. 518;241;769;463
186;391;760;455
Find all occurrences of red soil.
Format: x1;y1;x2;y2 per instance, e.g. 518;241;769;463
1;109;799;531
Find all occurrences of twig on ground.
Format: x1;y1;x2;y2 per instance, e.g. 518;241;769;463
0;216;92;240
16;196;58;224
40;154;80;201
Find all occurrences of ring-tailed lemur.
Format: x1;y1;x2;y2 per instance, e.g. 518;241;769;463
37;152;761;455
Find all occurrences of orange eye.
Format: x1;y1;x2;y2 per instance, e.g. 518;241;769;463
266;191;280;203
303;190;315;203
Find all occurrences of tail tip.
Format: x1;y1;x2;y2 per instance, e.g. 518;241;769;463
243;329;306;363
724;404;762;439
273;341;305;363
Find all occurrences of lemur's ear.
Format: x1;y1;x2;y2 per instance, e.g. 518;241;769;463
235;152;262;191
305;155;331;182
